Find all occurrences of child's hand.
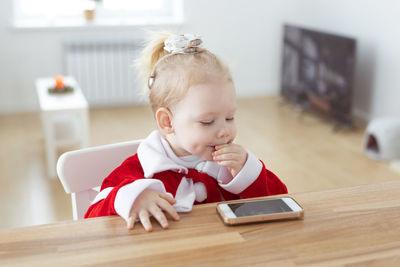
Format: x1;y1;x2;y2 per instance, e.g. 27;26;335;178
127;189;180;232
212;143;247;177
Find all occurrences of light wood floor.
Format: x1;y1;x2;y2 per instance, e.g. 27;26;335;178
1;96;399;230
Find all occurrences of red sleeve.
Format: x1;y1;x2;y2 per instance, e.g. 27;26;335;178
84;154;145;218
238;160;288;198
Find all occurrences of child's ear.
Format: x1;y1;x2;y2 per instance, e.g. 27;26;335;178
155;107;174;134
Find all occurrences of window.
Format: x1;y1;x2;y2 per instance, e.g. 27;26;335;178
13;0;183;28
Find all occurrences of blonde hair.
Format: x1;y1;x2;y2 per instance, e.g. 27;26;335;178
135;31;233;114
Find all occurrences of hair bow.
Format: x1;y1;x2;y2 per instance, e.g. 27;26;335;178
164;34;202;54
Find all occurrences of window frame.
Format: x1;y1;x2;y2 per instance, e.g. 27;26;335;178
12;0;184;29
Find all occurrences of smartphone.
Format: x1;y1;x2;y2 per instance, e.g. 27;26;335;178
217;197;304;225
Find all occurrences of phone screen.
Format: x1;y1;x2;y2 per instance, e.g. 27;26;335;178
227;199;293;217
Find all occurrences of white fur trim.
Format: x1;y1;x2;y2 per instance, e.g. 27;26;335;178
173;178;196;212
194;182;207;202
91;187;113;205
137;130;222;180
137;131;188;178
219;150;262;194
195;160;220;179
114;179;166;222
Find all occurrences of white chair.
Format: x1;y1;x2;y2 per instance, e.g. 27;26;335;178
57;140;141;220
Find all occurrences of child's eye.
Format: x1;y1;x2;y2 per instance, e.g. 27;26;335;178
200;121;214;125
226;117;234;121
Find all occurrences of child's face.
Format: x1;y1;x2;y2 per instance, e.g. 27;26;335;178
168;78;237;161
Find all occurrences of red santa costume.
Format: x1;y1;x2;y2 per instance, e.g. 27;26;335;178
85;130;288;222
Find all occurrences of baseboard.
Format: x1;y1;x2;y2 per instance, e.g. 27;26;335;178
391;161;400;175
352;107;370;123
0;102;39;114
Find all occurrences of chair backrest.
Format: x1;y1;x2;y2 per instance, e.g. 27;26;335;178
57;140;141;220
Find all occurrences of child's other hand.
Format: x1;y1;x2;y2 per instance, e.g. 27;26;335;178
127;190;180;232
212;143;247;177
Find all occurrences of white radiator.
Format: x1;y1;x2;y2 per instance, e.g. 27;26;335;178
63;39;143;107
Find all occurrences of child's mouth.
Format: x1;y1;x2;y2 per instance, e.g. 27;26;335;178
209;143;226;152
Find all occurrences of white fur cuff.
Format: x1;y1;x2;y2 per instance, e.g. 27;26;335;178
114;179;166;222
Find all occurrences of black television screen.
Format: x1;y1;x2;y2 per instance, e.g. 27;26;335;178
281;24;356;124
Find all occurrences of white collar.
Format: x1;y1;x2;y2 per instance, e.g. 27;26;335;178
137;130;220;178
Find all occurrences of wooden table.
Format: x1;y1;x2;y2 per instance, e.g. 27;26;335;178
1;181;400;266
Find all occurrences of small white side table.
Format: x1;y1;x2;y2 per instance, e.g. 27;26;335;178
36;77;90;178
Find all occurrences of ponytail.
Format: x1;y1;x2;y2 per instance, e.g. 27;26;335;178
135;31;173;95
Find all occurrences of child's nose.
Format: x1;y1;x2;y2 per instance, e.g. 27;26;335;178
217;127;230;139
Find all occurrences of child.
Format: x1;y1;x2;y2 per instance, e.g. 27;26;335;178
85;33;288;231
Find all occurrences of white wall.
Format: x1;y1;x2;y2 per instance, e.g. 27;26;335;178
181;1;292;97
0;0;399;120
